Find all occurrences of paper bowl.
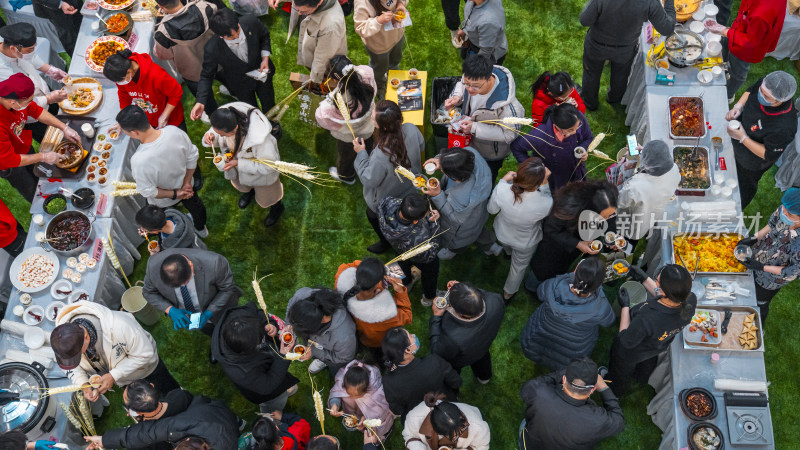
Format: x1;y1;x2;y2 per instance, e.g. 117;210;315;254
692;10;705;21
689;21;705;34
50;279;73;300
68;289;91;304
390;78;400;89
697;70;713;84
707;41;722;57
704;4;719;16
46;301;66;322
24;328;46;349
23;305;45;326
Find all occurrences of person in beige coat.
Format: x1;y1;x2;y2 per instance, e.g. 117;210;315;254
50;301;178;402
202;102;285;227
354;0;408;99
293;0;348;85
403;393;491;450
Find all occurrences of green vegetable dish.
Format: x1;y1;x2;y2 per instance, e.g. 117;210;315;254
673;146;711;190
45;198;66;215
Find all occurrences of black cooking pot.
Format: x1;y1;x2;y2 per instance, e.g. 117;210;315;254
687;422;725;450
41;210;95;256
71;188;96;210
0;362;49;434
680;387;718;421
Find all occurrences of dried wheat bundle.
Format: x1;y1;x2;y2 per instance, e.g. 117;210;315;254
111;181;137;189
267;81;310;122
480;117;535;127
109;189;140;197
309;373;326;434
332;91;356;139
251;268;272;319
103;231;131;288
39;383;100;398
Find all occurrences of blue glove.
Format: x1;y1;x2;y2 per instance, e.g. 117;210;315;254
198;310;213;328
168;308;190;329
34;441;56;450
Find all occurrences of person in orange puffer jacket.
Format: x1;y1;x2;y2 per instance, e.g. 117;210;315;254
529;71;585;128
334;258;412;348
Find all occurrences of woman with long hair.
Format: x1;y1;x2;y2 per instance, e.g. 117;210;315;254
353;0;408;99
334;257;412;347
529;71;586;126
608;264;697;396
354;100;423;253
510;103;594;192
285;287;357;375
315;55;377;184
521;257;616;370
328;360;396;442
381;327;462;421
488;157;553;300
202;103;284;227
527;179;618;292
402;392;491;449
244;414;311;450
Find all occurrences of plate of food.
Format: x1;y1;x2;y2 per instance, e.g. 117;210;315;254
103;11;133;36
10;247;60;293
54;141;86;169
85;35;129;73
59;77;103;115
684;309;722;346
98;0;135;10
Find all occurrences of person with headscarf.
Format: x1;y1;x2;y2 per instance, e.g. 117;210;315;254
726;71;798;208
616;140;680;244
735;188;800;323
328;360;396;442
520;257;616;370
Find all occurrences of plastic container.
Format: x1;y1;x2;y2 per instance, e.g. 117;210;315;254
122;282;162;326
431;77;462;138
706;41;722;57
728;120;741;130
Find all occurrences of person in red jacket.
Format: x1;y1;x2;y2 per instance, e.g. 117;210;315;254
104;50;186;132
248;414;311;450
0;73;79;201
0;199;26;257
705;0;786;99
529;71;585;127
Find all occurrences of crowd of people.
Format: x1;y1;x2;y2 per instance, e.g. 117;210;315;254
1;0;800;447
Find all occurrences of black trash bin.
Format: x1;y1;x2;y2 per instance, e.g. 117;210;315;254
430;76;460;152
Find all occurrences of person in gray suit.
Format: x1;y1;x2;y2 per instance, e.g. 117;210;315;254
143;248;242;334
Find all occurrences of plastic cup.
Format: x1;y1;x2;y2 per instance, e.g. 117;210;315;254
711;66;723;78
725;178;738;189
32;214;44;226
710;353;720;364
704;4;719;18
424;163;436;175
721;186;733;198
706;41;722;57
81;123;95;138
710;185;722;196
728;120;741;130
693;9;705;21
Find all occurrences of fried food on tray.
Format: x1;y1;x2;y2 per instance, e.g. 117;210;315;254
90;41;125;67
106;13;130;33
673;234;745;273
67;88;95;108
670;97;705;138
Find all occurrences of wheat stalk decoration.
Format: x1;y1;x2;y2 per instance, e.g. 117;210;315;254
332;91;356;140
251;268;272;319
385;229;449;265
251;159;337;196
39;383;100;398
309;373;325;434
103;230;131;288
109;189;141;197
266;80;311;123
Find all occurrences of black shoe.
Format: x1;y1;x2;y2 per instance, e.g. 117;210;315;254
192;170;204;192
367;241;391;254
264;201;285;228
270;120;283;140
238;190;255;209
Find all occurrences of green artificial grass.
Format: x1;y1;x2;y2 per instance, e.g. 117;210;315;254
2;0;800;447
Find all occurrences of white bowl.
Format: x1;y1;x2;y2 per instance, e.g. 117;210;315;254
704;4;719;16
721;186;733;197
689;21;705;34
24;328;46;349
697;70;713;84
68;289;90;304
23;305;45;326
13;305;25;317
32;214;45;226
46;301;66;322
714;174;725;185
725;178;738;189
50;279;73;300
728;120;741;130
711;66;723;78
706;33;722;42
710;185;722;196
424;163;436;175
693;10;705;21
707;41;722;57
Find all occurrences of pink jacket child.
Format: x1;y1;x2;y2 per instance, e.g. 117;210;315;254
328;360;397;440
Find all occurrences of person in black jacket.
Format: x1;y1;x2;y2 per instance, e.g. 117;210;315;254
190;9;276;121
526;179;619;293
380;326;462;421
607;264;697;397
429;281;504;383
84;381;238;449
30;0;82;55
211;303;299;413
520;357;625;449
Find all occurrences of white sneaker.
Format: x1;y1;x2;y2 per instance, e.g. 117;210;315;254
728;96;735;104
219;85;231;96
196;226;209;238
309;359;328;374
437;248;457;260
200;112;211;125
477;377;491;385
484;243;503;256
328;167;356;185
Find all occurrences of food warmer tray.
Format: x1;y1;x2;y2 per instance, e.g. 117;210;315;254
673;145;712;196
667;230;750;277
668;96;706;140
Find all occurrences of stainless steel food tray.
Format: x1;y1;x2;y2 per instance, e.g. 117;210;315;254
668;231;750;276
668;96;707;140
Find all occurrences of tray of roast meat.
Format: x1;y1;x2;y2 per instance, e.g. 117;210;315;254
669;96;706;140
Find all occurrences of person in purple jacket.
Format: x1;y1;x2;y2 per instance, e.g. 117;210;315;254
510;103;593;193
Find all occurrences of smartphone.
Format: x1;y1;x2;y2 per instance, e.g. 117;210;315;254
626;134;639;156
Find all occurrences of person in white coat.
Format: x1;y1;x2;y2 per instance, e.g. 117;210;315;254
617;139;680;243
487;157;553;301
403;393;491;450
50;301;177;402
202;102;285;228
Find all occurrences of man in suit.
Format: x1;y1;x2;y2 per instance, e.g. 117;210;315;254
143;248;242;334
30;0;83;56
189;9;275;121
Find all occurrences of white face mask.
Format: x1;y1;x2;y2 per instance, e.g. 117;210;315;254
117;76;131;86
21;52;36;61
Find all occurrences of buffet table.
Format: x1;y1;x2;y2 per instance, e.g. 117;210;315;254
622;16;776;449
